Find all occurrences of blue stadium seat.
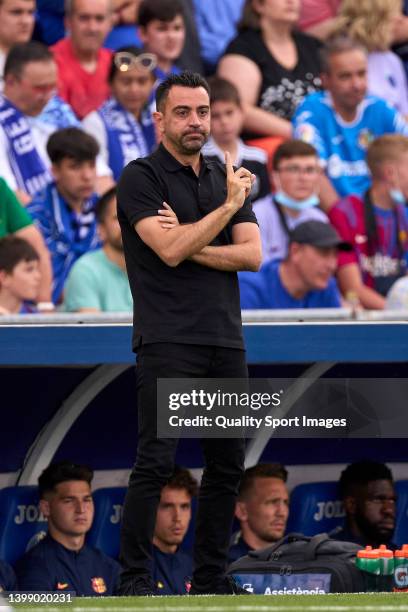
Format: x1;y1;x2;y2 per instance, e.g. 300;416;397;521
87;487;126;559
0;486;48;565
394;480;408;547
286;481;345;536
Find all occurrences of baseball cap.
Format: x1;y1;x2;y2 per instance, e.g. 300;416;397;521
289;221;352;251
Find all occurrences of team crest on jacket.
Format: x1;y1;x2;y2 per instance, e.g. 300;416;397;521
56;582;69;590
91;577;107;594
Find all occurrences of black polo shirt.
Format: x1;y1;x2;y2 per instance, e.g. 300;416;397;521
117;143;257;351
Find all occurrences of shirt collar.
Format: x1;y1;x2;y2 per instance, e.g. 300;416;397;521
156;142;215;174
205;136;245;166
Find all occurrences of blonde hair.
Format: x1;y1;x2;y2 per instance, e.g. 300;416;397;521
367;134;408;178
333;0;402;52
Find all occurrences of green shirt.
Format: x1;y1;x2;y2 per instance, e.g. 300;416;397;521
0;178;32;237
63;248;132;312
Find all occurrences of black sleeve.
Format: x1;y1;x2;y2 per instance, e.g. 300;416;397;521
117;160;167;227
231;196;258;226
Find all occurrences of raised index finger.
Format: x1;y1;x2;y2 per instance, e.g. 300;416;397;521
225;150;234;178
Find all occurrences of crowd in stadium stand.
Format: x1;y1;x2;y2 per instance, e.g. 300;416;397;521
1;0;408;314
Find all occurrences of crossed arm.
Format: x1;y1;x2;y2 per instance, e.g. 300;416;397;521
135;205;262;272
190;222;261;272
134;153;262;271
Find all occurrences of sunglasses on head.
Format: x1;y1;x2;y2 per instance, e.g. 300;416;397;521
114;52;157;73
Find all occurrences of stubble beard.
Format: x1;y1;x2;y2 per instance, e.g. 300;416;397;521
177;131;209;156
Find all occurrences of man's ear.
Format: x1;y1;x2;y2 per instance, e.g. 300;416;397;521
320;72;329;91
97;222;106;243
39;498;50;519
343;495;356;516
235;501;248;522
153;111;164;136
3;73;17;89
64;14;72;36
381;161;396;184
50;163;60;183
138;26;147;45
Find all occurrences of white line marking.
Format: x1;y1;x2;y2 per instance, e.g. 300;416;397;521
14;602;408;612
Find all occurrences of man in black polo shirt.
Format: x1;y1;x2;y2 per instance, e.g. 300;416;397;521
117;71;261;596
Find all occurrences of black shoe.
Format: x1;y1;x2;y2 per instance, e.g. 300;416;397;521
190;575;251;595
117;575;159;596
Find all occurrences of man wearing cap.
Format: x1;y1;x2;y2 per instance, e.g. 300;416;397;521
239;220;349;309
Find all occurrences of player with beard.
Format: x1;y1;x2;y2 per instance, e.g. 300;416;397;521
336;460;397;549
117;71;261;595
64;186;133;312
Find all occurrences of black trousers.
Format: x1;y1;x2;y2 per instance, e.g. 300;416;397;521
119;342;247;589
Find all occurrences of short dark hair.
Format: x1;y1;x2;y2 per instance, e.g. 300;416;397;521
238;463;288;500
207;76;241;107
138;0;185;27
96;186;116;223
109;46;156;83
0;236;39;274
47;128;99;165
339;460;394;499
320;34;367;74
38;460;94;499
272;139;318;170
156;71;210;112
165;466;198;498
4;41;54;79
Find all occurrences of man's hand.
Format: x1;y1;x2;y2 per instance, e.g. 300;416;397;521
225;151;254;211
157;202;180;229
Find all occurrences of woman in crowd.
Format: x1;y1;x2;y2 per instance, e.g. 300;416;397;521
333;0;408;115
217;0;322;139
82;47;157;181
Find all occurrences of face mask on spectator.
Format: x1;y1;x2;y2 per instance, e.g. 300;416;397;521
389;188;406;205
274;190;320;211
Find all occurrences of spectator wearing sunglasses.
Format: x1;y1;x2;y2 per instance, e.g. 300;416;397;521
82;46;157;181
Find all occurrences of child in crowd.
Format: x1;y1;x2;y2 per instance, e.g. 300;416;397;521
203;76;271;204
138;0;185;84
0;236;40;314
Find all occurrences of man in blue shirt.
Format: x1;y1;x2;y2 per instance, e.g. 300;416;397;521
152;467;198;595
239;221;349;309
27;127;101;304
293;34;408;210
15;461;121;596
